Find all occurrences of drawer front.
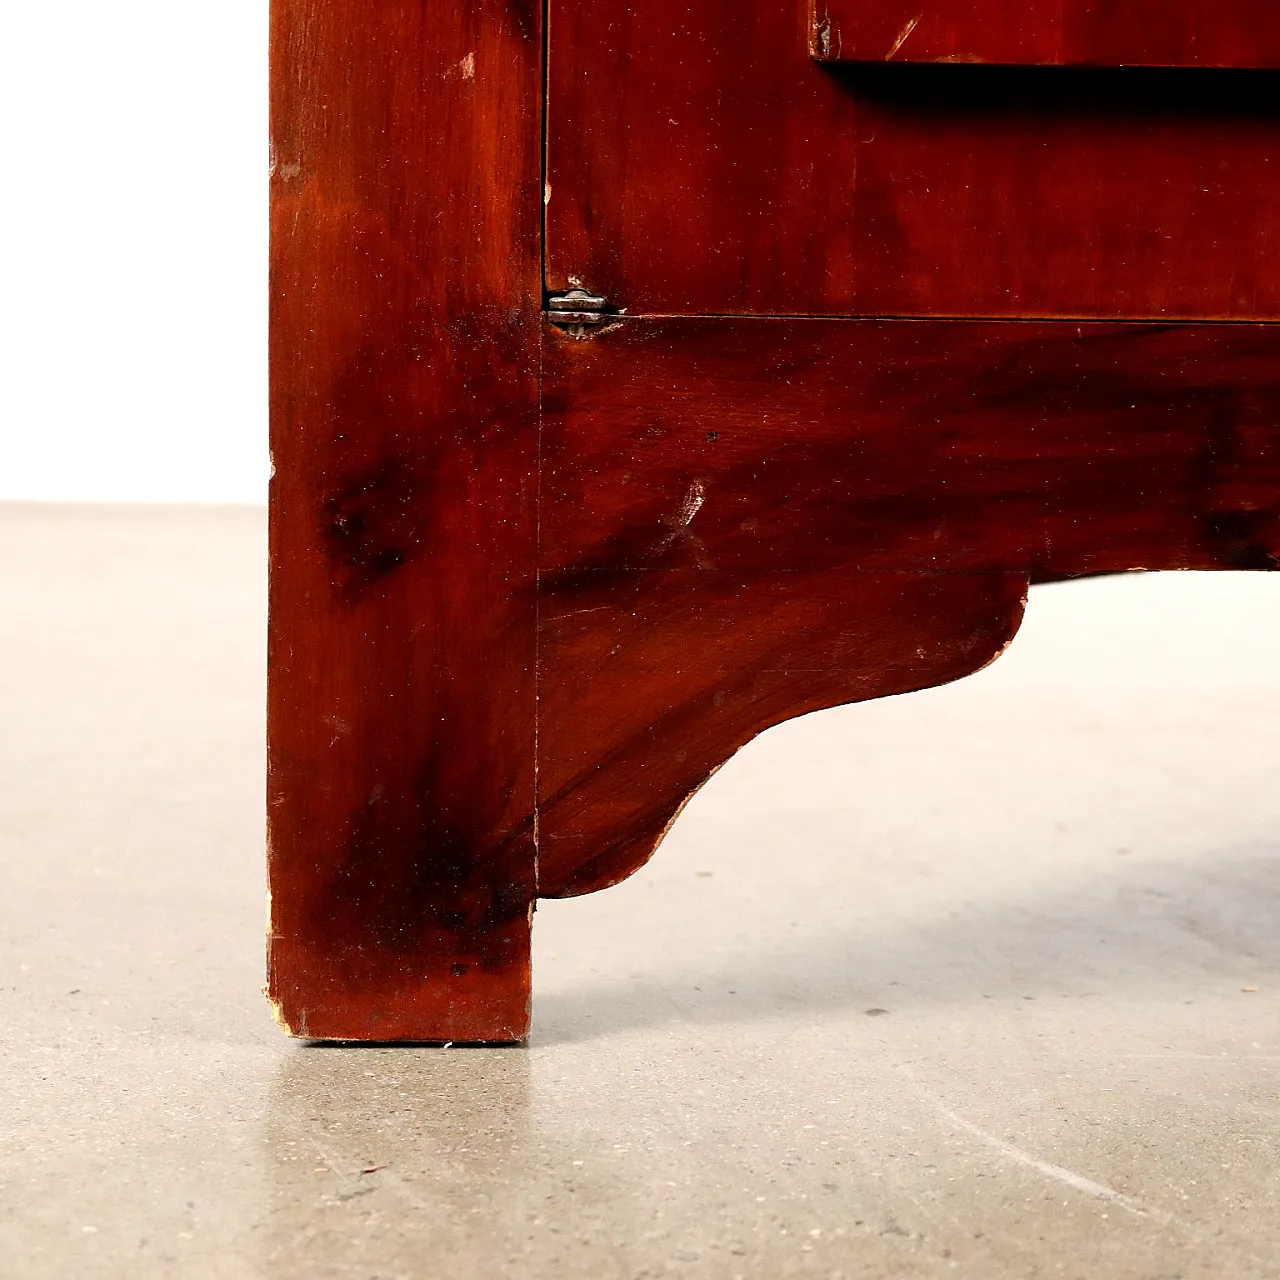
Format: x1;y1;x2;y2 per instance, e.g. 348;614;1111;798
545;0;1280;319
812;0;1280;68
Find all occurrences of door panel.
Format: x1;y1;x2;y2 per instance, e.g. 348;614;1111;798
545;0;1280;318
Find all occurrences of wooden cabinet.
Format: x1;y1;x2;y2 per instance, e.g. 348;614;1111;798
267;0;1280;1041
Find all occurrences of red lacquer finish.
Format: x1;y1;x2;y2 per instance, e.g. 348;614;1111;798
546;0;1280;319
813;0;1280;67
267;0;543;1042
269;0;1280;1042
536;318;1280;896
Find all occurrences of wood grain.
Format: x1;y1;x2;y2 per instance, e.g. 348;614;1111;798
269;0;1280;1042
536;318;1280;896
267;0;543;1042
546;0;1280;319
813;0;1280;67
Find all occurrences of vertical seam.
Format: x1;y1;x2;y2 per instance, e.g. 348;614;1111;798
532;0;552;896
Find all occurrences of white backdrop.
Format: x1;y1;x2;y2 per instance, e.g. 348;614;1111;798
1;2;267;504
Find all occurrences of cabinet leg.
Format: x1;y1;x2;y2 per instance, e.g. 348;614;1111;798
265;425;539;1044
267;0;543;1041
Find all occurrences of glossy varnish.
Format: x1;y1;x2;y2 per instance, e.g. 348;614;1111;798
546;0;1280;319
813;0;1280;67
269;0;1280;1042
536;318;1280;897
268;0;543;1042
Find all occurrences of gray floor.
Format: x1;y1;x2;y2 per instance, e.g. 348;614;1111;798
2;503;1278;1279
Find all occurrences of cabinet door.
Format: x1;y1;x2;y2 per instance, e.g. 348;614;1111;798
545;0;1280;318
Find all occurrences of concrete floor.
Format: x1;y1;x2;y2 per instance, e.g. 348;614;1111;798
2;503;1278;1279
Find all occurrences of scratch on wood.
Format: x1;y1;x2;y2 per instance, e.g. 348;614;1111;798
445;51;476;80
812;3;841;59
672;479;705;529
886;13;922;59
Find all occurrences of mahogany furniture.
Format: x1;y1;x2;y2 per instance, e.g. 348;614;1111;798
268;0;1280;1042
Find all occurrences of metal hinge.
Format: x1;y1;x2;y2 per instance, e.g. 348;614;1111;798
546;288;610;337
